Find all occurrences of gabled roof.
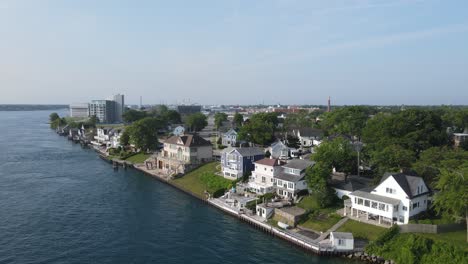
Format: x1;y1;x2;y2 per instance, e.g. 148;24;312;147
223;147;264;157
255;158;286;167
295;128;323;137
380;173;429;199
223;128;238;136
275;171;304;182
330;175;373;192
165;134;212;147
331;232;353;240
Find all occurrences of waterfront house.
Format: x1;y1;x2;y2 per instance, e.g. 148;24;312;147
255;201;290;220
292;128;323;149
274;159;315;200
329;232;354;251
93;127;112;145
221;147;265;180
154;134;213;175
93;127;124;149
268;141;290;160
248;158;286;194
222;128;238;146
344;173;431;225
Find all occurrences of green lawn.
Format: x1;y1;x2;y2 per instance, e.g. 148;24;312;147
124;153;151;164
336;219;387;241
171;162;231;199
299;213;342;232
297;195;344;232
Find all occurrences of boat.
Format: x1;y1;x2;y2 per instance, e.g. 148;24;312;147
277;221;289;229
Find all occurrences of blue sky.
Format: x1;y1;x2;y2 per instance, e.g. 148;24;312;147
1;0;467;105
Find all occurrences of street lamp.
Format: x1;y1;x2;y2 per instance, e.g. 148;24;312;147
353;141;363;177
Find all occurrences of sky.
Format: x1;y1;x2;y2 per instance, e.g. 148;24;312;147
0;0;467;105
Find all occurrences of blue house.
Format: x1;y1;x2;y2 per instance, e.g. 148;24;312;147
221;147;265;180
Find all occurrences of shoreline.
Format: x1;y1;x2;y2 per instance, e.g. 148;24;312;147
90;145;388;263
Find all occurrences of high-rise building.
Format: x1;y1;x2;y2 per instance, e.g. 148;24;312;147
89;100;115;123
69;103;89;118
113;94;124;123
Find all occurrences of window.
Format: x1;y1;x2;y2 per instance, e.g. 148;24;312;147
386;188;396;194
357;198;363;205
394;205;399;212
364;200;370;207
262;177;266;183
288;182;294;189
379;203;386;211
371;202;378;209
413;202;419;209
264;168;266;171
402;206;408;211
399;216;404;223
271;169;273;172
338;239;346;246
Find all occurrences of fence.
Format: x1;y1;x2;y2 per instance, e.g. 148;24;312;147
399;223;465;234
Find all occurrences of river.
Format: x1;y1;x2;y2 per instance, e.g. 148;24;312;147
0;110;354;264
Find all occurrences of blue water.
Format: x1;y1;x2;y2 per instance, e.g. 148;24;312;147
0;110;352;264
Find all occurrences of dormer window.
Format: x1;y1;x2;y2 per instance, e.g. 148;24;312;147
386;188;396;194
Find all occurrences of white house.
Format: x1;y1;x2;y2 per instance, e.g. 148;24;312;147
268;141;290;159
345;173;431;225
274;159;315;200
222;128;238;146
292;128;323;149
248;158;286;194
329;232;354;251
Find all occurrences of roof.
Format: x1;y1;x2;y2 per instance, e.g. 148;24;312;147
165;134;212;147
224;128;238;136
331;232;354;240
381;173;428;199
275;171;304;182
283;159;315;170
349;190;400;205
223;147;264;157
296;128;323;137
276;206;306;216
330;175;373;192
255;158;286;167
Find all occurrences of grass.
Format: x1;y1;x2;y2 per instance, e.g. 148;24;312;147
171;162;231;198
124;153;151;164
336;219;387;241
299;213;342;232
296;194;344;232
297;194;341;214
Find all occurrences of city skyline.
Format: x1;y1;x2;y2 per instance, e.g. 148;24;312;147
1;0;468;105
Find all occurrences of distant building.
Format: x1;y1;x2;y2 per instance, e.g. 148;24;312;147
69;103;89;118
177;105;201;115
89;100;115;123
222;128;238;146
453;131;468;148
113;94;125;123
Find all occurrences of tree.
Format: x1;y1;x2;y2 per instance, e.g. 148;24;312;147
214;112;228;129
237;113;278;146
412;147;468;187
120;130;130;146
186;113;208;132
312;137;356;174
305;162;336;208
265;150;271;158
123;109;147;123
49;113;60;123
163;110;181;124
233;112;244;127
320;106;372;139
432;164;468;241
370;145;416;177
286;135;300;149
126;117;163;151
